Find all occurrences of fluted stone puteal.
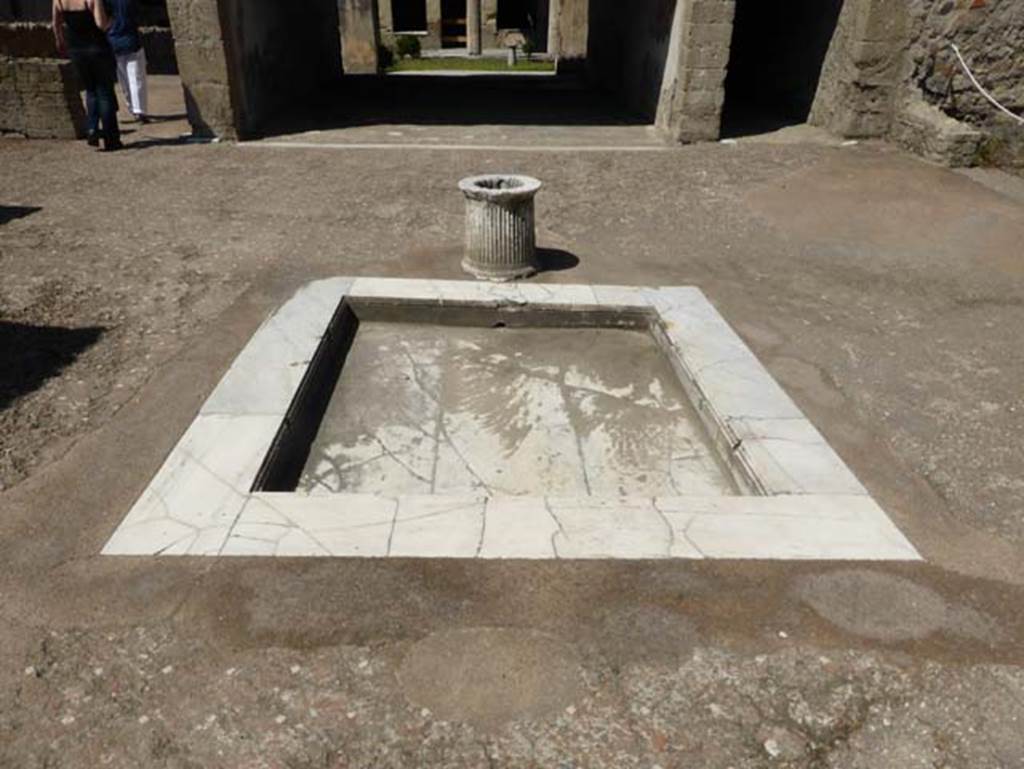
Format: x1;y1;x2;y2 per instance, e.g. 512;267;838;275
459;174;542;282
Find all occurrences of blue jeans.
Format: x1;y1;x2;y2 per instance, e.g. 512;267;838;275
70;47;120;144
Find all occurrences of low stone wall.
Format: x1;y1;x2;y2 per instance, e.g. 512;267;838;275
0;21;54;57
0;56;86;138
0;22;178;73
892;97;982;167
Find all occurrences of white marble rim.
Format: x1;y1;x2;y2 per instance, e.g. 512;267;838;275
102;277;921;561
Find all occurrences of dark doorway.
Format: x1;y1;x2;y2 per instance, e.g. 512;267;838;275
720;0;844;137
441;0;467;48
497;0;533;30
392;0;427;32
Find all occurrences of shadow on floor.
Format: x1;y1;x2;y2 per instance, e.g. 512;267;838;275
0;322;105;409
718;101;808;139
0;206;42;226
537;248;580;274
258;74;647;138
122;136;212;151
143;113;189;123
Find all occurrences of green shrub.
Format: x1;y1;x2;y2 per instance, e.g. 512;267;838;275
395;35;422;59
522;38;536;60
378;44;395;69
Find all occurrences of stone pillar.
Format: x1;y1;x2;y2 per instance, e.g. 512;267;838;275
466;0;482;55
557;0;587;63
165;0;240;138
339;0;381;74
459;175;542;282
809;0;905;138
654;0;736;143
547;0;561;58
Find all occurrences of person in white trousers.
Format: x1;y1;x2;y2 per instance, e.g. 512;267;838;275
116;45;147;121
106;0;147;122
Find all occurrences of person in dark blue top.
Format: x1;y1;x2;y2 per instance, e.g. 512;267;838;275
53;0;122;150
106;0;148;121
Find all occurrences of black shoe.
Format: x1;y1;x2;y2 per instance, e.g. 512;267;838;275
102;137;124;152
86;131;100;147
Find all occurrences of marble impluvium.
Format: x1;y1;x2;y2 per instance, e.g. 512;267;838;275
102;278;920;561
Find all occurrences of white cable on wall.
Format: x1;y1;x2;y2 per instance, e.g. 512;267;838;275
950;44;1024;126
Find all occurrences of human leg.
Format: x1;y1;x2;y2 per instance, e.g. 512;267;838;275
90;51;122;149
84;88;100;141
115;53;134;115
69;50;100;143
96;79;121;149
126;48;148;118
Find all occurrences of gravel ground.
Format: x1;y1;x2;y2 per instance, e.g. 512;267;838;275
2;121;1024;766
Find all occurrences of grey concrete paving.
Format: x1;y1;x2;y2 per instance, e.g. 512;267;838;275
301;323;733;497
1;125;1024;767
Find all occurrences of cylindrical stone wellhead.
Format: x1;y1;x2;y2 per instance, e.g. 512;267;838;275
458;174;542;281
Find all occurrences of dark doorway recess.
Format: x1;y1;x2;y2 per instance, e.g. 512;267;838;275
441;0;467;48
498;0;539;30
720;0;843;137
0;322;104;409
392;0;427;32
262;74;648;136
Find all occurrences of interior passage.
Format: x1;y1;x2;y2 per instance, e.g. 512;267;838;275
721;0;844;136
299;323;737;497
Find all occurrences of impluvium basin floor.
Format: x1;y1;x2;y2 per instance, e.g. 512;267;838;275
299;323;737;497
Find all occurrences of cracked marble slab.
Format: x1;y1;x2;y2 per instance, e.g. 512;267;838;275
103;278;920;561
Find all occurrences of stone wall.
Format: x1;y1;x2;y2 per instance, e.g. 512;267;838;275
75;0;1021;167
806;0;1022;165
0;20;177;72
655;0;734;141
0;20;52;57
908;0;1023;128
168;0;340;138
0;55;86;138
809;0;905;138
905;0;1023;166
165;0;236;137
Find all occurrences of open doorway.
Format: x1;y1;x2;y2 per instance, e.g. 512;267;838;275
720;0;844;137
228;0;669;145
441;0;467;48
392;0;427;32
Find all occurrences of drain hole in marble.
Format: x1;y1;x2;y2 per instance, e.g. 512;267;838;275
253;302;738;498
